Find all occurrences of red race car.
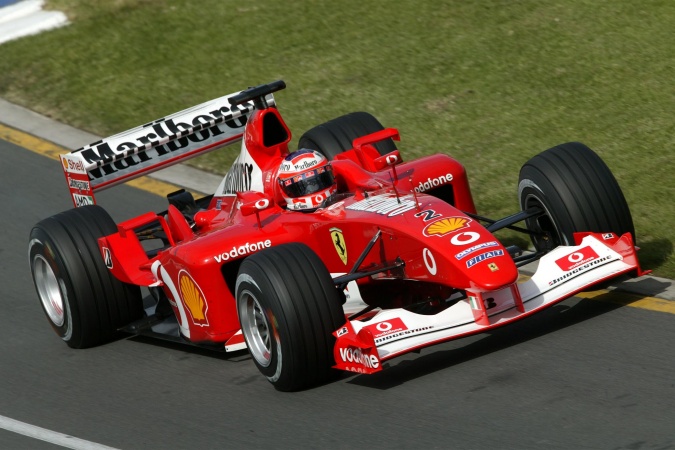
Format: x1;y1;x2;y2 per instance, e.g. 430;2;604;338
29;81;646;391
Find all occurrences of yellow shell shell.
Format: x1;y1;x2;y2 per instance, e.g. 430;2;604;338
180;273;206;321
425;217;468;236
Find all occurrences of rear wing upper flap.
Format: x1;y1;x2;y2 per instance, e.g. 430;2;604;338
60;90;275;207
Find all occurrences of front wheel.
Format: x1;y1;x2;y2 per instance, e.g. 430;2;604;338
235;243;345;391
518;142;635;252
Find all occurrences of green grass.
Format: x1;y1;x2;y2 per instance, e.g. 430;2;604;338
1;0;674;278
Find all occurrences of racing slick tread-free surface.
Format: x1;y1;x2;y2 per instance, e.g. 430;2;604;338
298;111;397;160
518;142;635;249
29;205;143;348
236;243;345;391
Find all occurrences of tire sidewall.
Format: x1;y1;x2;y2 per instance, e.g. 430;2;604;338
235;269;287;384
518;174;573;249
28;228;80;345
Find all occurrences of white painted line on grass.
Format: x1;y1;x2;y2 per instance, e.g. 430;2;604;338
0;414;119;450
0;0;68;45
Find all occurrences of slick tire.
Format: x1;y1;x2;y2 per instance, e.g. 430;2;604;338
236;243;345;391
518;142;635;253
298;111;397;160
28;205;143;348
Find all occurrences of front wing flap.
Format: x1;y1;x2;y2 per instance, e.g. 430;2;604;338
333;232;644;374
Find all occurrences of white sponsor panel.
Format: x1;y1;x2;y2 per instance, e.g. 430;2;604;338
455;241;499;260
68;177;91;191
72;194;94;207
216;138;264;195
346;194;417;217
60;155;86;174
65;91;274;191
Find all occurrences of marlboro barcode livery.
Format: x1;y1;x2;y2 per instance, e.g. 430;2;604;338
28;81;645;391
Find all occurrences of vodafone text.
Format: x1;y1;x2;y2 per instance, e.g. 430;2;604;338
414;173;453;193
213;240;272;263
338;347;380;369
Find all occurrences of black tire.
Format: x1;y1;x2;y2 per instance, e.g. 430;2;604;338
28;205;143;348
298;111;397;160
235;243;345;391
518;142;635;252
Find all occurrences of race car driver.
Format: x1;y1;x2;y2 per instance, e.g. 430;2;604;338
277;149;337;211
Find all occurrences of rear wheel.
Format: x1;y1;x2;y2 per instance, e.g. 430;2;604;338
298;111;396;160
236;243;345;391
28;205;143;348
518;142;635;252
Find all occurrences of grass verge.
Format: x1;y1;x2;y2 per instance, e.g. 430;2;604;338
1;0;673;277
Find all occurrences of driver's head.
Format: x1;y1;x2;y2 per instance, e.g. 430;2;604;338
277;149;336;211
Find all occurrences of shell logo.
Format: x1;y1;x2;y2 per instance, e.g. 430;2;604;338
178;270;209;327
423;217;471;237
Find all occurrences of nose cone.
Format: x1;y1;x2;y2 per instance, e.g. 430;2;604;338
418;212;520;291
465;249;519;291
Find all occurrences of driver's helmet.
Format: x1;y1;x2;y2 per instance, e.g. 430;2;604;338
277;149;336;211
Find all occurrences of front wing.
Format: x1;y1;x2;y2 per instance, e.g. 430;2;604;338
333;232;644;374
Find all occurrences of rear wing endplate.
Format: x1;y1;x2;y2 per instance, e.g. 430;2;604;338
59;90;275;207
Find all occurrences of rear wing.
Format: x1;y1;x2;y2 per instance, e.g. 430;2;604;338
59;90;275;207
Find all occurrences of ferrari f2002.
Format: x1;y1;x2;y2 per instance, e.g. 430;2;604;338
29;81;645;391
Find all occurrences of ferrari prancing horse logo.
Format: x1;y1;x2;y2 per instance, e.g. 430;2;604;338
330;227;347;265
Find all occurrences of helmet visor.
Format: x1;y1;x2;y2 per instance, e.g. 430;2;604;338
279;166;335;198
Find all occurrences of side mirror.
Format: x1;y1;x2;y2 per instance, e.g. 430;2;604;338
240;198;273;216
352;128;400;150
373;150;402;171
237;191;274;228
352;128;401;172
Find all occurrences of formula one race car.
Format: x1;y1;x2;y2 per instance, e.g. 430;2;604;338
29;80;646;391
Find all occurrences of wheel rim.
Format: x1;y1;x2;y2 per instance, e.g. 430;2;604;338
33;255;65;327
523;193;565;252
239;290;273;368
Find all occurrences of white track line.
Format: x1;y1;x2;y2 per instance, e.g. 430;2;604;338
0;414;119;450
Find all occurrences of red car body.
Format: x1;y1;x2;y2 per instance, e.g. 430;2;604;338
55;81;645;378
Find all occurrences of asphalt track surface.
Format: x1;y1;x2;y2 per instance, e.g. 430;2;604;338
2;138;675;449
